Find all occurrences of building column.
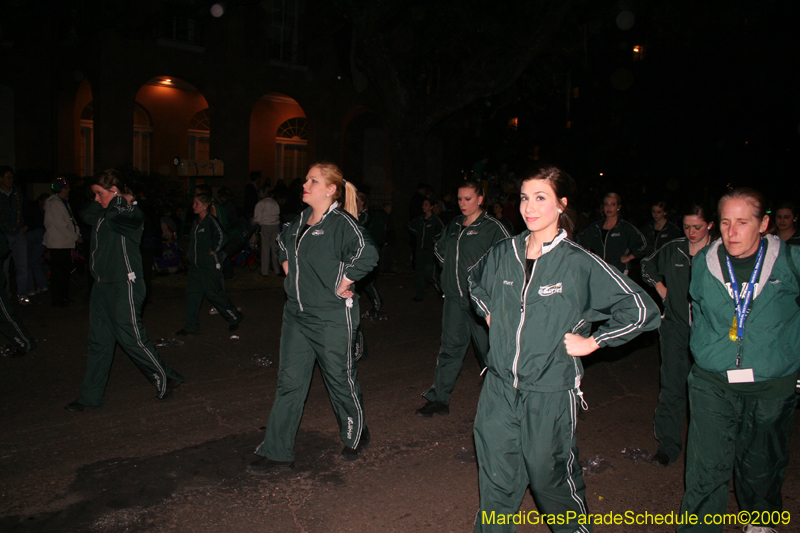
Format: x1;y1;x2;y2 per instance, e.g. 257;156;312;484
207;87;252;189
92;74;135;172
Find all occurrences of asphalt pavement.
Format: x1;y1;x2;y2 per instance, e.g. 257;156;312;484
1;267;798;532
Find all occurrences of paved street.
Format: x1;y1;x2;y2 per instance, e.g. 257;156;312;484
1;268;798;532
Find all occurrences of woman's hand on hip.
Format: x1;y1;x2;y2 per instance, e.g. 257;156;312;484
655;282;667;300
337;276;354;298
564;333;599;357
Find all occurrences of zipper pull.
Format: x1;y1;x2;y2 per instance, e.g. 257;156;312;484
520;303;524;313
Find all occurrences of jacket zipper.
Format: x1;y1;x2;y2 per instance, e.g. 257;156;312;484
512;242;535;389
92;218;103;282
294;217;309;312
455;218;476;297
293;206;335;311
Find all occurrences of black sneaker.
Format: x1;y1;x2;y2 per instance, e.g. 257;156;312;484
247;456;295;475
64;401;86;412
340;427;370;461
650;451;671;467
156;378;181;401
415;401;449;417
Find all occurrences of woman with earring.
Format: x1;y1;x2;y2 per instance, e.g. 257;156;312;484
773;201;800;246
415;179;511;418
640;200;682;256
66;169;184;412
175;193;243;337
248;163;378;473
641;203;715;467
578;192;648;276
678;188;800;532
468;166;659;532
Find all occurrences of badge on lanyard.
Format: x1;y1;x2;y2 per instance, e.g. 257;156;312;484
724;238;765;376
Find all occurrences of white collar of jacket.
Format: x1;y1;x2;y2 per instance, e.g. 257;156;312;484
299;201;339;226
457;211;491;227
705;234;780;299
515;229;568;260
596;218;621;230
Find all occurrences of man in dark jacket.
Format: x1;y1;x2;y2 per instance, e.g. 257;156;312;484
0;166;29;303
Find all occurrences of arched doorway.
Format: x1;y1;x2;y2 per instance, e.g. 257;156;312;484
275;117;308;184
249;93;307;186
134;76;209;176
133;103;153;172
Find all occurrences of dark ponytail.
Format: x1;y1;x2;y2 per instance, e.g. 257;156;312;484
95;168;132;195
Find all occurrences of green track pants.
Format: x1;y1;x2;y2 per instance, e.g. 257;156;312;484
0;289;35;352
183;267;243;333
423;297;489;406
653;319;692;462
256;304;366;462
78;280;184;407
677;370;796;532
474;374;592;533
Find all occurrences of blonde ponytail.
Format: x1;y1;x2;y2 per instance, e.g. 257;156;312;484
343;181;359;218
309;161;360;217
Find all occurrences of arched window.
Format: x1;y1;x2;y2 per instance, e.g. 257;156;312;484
188;109;210;160
133;103;153;172
276;117;307;182
80;102;94;177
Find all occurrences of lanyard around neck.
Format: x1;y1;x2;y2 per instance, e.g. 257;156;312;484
724;238;765;344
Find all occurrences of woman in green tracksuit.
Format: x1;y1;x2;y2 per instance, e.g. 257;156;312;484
407;197;444;301
678;188;800;533
416;180;510;417
175;193;243;336
66;169;184;412
640;203;714;468
0;233;35;356
247;163;379;474
639;200;683;256
469;166;660;533
578;192;648;276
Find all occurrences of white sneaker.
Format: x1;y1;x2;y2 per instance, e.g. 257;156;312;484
17;296;30;305
744;525;779;533
209;308;219;315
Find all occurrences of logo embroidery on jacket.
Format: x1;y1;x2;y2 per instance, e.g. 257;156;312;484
467;230;479;236
538;282;563;296
197;228;205;233
674;263;684;267
503;280;514;286
610;232;621;237
311;229;325;236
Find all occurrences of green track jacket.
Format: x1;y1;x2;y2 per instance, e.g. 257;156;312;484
81;196;144;283
408;214;444;251
188;214;227;270
469;230;660;392
578;218;648;273
689;235;800;381
641;237;696;326
435;211;510;300
277;202;379;312
639;220;683;256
